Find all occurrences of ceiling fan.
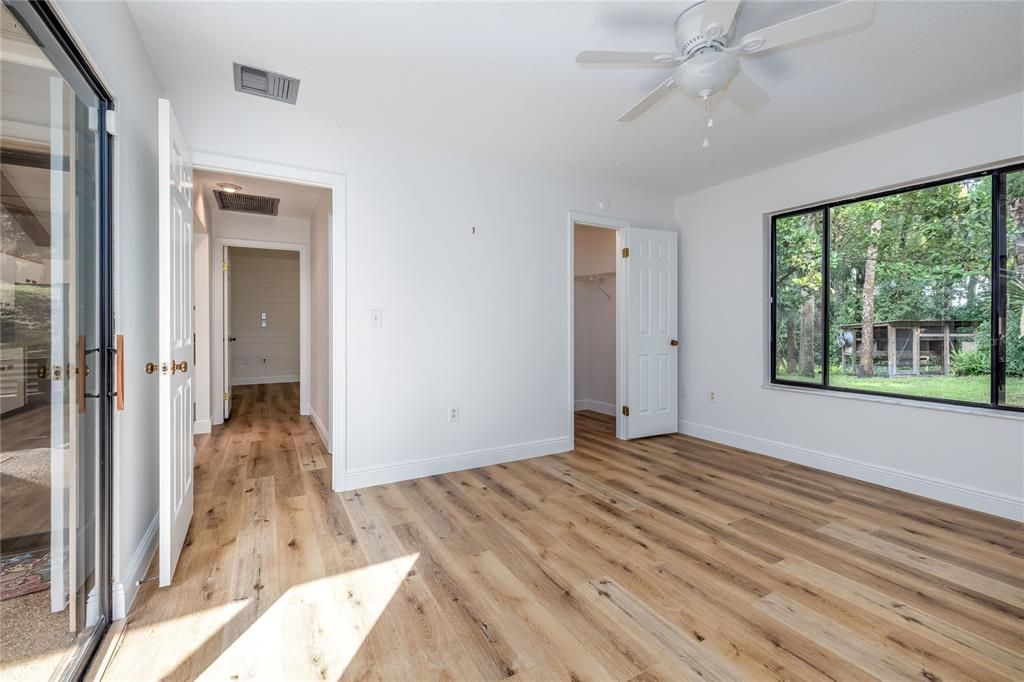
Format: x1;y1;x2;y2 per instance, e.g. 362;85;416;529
577;0;874;145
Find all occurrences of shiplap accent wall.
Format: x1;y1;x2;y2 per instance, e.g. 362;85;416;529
229;248;300;385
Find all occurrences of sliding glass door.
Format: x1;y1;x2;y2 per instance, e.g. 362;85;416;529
1;2;112;679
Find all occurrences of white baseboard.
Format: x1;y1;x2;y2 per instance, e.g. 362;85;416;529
574;399;616;416
111;514;158;620
310;408;330;451
678;420;1024;522
231;374;299;386
343;436;571;491
193;419;212;435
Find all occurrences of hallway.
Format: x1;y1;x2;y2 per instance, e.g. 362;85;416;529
97;385;1024;680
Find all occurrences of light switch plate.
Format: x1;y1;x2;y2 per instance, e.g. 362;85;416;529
370;309;382;328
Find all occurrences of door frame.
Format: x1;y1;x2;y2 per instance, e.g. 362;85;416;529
214;238;310;414
567;211;629;443
191;152;347;491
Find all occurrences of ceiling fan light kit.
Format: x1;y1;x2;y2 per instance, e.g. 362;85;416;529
577;0;874;147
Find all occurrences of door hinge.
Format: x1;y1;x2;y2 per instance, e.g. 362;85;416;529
104;110;119;136
622;247;629;258
222;260;231;271
622;405;630;416
224;392;229;401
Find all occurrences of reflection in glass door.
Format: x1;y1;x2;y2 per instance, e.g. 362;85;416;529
1;2;112;679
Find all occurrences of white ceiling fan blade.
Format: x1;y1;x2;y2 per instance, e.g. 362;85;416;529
725;69;770;114
736;1;874;54
618;77;676;122
576;50;679;65
701;0;741;40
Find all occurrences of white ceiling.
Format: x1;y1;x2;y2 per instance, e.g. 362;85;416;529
194;169;327;220
128;1;1024;195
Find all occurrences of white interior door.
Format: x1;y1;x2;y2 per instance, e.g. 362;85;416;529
222;246;232;420
158;98;194;586
623;227;678;439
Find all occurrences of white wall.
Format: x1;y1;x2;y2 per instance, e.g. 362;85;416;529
213;211;310;245
229;248;300;385
209;212;309;425
674;93;1024;521
179;140;675;488
54;0;163;617
335;151;673;487
309;192;330;446
574;225;616;413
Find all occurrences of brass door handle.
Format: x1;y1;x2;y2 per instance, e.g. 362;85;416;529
78;336;86;413
145;360;189;375
115;335;125;411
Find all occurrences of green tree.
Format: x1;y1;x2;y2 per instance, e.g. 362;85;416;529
775;212;822;379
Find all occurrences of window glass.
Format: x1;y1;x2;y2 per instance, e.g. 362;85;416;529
1004;170;1024;407
828;177;992;404
774;211;823;384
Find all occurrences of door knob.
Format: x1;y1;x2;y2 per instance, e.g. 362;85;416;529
145;360;188;375
229;336;237;342
670;339;679;347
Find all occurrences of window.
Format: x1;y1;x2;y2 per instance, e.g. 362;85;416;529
770;163;1023;413
1004;170;1024;407
773;211;823;385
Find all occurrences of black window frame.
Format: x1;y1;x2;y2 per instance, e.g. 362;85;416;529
769;160;1024;415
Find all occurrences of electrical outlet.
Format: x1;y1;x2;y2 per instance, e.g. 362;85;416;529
262;358;268;364
448;405;459;422
708;391;716;402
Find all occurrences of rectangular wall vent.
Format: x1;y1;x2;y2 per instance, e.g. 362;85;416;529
233;63;300;105
214;190;280;216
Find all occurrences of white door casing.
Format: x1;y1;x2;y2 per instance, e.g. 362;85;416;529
222;245;231;420
157;98;195;586
623;227;678;438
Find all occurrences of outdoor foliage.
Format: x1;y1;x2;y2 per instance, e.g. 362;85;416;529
775;168;1024;407
1005;170;1024;398
829;177;992;377
774;212;822;382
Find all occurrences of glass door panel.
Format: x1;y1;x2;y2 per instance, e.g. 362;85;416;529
1;2;108;679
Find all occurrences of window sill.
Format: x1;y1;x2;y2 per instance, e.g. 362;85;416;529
762;382;1024;422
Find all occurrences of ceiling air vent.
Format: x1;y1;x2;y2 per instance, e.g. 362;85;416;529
233;63;300;105
213;190;280;216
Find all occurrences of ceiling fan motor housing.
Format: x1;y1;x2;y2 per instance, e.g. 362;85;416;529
674;50;740;97
674;2;728;56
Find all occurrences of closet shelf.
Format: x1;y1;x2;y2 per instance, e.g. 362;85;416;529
574;270;615;281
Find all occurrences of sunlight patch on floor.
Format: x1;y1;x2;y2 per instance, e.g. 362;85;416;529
198;553;419;681
114;598;251;681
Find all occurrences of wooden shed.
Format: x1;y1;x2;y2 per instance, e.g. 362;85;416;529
838;320;981;377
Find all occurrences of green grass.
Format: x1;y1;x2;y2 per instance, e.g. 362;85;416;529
777;372;1024;406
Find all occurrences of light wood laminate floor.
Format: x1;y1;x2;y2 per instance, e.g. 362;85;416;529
98;383;1024;681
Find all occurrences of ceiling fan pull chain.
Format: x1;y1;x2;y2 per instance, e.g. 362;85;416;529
702;94;712;148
